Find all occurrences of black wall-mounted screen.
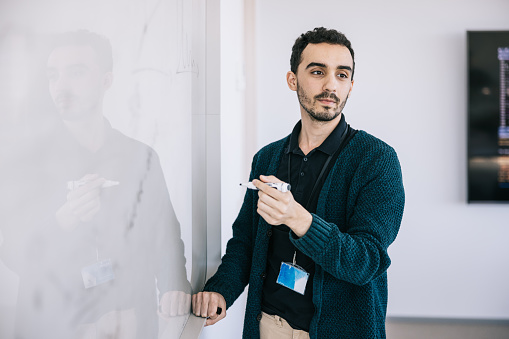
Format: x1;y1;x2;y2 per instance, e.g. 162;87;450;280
468;31;509;202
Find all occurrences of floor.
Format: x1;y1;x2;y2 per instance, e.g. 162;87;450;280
386;317;509;339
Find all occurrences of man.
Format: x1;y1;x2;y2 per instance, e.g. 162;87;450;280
0;30;190;338
192;27;405;338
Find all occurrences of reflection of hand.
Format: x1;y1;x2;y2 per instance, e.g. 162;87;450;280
158;290;191;318
254;175;312;237
192;291;226;326
56;173;106;230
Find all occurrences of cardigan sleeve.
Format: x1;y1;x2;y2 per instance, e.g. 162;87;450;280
202;152;260;309
290;144;405;286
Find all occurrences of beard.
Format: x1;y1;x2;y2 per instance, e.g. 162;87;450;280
52;92;101;122
297;83;348;122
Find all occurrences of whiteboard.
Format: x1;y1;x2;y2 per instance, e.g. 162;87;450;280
0;0;219;337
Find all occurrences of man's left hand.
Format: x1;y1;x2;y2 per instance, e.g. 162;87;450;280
254;175;312;238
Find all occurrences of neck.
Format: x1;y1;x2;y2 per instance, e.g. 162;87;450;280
63;114;105;152
298;112;341;155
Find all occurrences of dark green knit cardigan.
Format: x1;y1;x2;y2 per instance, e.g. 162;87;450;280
204;130;405;338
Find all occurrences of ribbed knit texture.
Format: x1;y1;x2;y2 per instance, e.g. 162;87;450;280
204;130;405;339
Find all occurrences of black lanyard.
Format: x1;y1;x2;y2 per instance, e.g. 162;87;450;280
287;125;350;210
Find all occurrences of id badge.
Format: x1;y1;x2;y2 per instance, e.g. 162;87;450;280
81;259;115;289
276;262;309;295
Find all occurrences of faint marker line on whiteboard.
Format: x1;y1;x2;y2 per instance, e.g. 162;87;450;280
176;0;199;76
135;0;164;63
132;67;171;77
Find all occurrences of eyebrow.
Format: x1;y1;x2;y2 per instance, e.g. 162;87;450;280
305;62;352;72
46;63;89;70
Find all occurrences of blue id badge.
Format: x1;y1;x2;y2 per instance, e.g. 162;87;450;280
276;262;309;295
81;259;115;289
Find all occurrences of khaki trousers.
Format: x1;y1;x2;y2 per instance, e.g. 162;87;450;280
259;312;310;339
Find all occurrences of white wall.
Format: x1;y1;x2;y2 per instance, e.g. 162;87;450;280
205;1;509;338
255;0;509;320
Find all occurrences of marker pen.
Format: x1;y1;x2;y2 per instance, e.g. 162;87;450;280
67;180;120;190
240;182;291;193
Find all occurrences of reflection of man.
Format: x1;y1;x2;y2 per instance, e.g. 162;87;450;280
192;27;405;338
0;30;189;338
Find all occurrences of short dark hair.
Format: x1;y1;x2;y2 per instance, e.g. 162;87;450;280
51;29;113;72
290;27;355;79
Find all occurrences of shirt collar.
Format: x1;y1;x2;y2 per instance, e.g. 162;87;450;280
285;114;348;156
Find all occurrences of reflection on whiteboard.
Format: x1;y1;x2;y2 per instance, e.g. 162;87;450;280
0;0;205;337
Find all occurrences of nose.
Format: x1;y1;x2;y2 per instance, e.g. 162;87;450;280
49;73;70;93
49;76;72;104
322;73;337;93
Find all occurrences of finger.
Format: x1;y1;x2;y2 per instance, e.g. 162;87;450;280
192;294;197;315
179;292;190;315
253;179;283;200
200;292;210;318
193;292;204;317
258;190;280;207
257;203;278;225
68;190;100;208
206;297;226;326
257;199;277;218
67;180;105;203
207;297;219;319
77;200;101;222
86;177;107;189
258;183;293;209
206;311;225;326
206;316;221;326
169;291;179;317
157;292;170;319
185;293;191;315
259;175;283;184
258;191;287;220
176;292;184;315
160;291;171;316
69;195;101;218
69;177;106;196
252;179;269;191
71;195;100;216
72;196;100;215
79;173;100;182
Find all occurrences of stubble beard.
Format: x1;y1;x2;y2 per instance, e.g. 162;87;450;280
297;84;348;122
52;93;102;122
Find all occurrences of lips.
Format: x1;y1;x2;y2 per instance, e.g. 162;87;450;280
317;98;338;107
54;94;73;106
318;99;337;105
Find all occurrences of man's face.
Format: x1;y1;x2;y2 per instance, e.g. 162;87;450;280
47;45;110;121
288;43;354;122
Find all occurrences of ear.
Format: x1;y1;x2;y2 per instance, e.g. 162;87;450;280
103;72;113;90
286;71;297;91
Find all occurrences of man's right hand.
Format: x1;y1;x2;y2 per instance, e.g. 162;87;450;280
192;291;226;326
56;174;105;230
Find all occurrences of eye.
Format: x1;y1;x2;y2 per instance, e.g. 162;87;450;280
67;65;88;79
70;68;86;78
311;70;324;75
338;73;348;79
47;71;58;82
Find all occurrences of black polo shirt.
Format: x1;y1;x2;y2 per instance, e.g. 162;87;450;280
261;114;355;331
